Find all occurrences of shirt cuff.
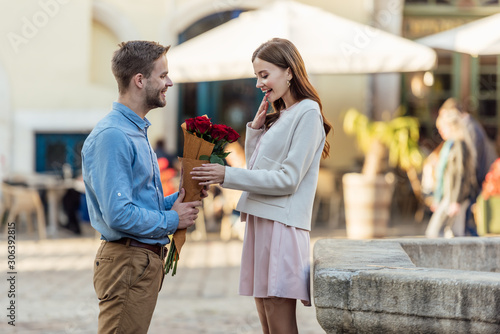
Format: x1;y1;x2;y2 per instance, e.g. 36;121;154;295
165;210;179;235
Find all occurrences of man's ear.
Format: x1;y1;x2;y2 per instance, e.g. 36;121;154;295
132;73;145;89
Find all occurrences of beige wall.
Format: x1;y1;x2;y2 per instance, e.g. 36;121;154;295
2;0;93;110
0;0;176;173
90;20;118;88
305;0;372;170
0;63;12;181
0;0;383;175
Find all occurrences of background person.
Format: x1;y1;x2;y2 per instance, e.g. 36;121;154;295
426;108;477;238
191;38;332;334
438;98;497;235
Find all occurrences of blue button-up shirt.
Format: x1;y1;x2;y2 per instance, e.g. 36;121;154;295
82;102;179;246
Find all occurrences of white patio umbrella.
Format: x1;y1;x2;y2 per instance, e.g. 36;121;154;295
416;13;500;56
168;0;437;82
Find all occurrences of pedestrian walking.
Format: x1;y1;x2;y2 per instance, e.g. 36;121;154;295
438;98;498;235
191;38;332;334
426;106;477;238
82;40;204;334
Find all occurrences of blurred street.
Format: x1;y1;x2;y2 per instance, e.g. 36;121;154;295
0;221;426;334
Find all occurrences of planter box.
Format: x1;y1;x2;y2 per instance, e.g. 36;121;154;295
342;173;395;239
476;195;500;235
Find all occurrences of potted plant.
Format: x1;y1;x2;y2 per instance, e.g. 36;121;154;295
342;108;423;239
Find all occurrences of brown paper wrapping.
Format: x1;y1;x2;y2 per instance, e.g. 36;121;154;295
178;158;209;202
181;127;215;159
172;124;215;260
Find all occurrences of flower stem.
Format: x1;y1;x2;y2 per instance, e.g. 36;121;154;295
164;240;178;276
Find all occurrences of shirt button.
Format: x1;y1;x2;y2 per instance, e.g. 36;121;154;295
117;192;121;196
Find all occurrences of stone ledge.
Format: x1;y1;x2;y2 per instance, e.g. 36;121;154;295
313;238;500;334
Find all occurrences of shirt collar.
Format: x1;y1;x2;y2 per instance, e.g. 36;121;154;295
113;102;151;131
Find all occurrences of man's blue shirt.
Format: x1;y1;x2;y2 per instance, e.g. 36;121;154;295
82;102;179;246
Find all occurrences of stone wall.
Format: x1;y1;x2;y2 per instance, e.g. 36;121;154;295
313;238;500;334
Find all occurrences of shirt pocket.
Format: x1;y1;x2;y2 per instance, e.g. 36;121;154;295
254;156;281;171
248;156;289;208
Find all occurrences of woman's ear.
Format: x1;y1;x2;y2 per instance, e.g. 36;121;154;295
286;67;293;81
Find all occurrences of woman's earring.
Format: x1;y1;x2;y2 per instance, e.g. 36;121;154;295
287;80;291;87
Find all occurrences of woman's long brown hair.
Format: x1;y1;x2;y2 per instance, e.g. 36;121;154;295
252;38;332;158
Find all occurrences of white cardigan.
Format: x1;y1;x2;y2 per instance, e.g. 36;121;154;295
223;99;326;231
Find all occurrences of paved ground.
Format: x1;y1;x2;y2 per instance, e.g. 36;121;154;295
0;221;427;334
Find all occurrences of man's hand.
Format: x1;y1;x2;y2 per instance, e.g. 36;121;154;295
172;188;202;229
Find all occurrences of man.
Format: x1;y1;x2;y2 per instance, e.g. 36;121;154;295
82;41;201;333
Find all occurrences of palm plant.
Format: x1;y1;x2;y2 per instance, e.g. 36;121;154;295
343;108;424;199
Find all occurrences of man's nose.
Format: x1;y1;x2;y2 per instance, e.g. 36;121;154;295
165;77;173;87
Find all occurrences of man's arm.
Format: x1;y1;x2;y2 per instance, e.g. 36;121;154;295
87;128;179;238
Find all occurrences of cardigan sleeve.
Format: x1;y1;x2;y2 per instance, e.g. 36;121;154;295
223;109;325;196
244;123;264;164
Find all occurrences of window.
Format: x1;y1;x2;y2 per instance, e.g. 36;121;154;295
475;55;500;141
35;133;89;175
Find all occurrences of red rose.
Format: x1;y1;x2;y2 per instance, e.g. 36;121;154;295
211;124;229;141
185;118;196;132
224;125;240;143
193;116;212;134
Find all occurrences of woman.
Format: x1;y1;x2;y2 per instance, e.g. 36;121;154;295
191;38;332;333
426;107;477;238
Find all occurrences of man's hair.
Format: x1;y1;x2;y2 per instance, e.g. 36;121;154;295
111;41;170;93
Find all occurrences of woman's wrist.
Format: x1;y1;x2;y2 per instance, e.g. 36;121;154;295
249;122;263;130
220;166;227;185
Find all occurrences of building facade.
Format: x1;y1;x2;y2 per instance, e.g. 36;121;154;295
402;0;500;152
0;0;381;181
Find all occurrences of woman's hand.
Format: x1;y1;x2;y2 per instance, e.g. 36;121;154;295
200;186;209;199
251;91;270;129
430;202;438;213
447;202;461;217
191;164;225;186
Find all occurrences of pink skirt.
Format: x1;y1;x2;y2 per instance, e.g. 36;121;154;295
238;213;311;306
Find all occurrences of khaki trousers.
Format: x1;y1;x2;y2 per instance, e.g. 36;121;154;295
93;241;165;334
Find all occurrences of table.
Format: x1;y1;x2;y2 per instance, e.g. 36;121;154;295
9;173;79;237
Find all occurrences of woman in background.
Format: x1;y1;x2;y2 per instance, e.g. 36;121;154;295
426;107;477;238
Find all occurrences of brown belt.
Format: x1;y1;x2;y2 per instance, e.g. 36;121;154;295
112;238;166;258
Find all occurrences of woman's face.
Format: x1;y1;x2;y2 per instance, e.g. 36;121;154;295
253;57;292;105
438;122;451;140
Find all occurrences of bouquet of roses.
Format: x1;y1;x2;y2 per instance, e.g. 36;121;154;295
482;158;500;200
165;115;240;275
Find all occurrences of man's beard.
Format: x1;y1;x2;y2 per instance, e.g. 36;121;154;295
145;84;166;109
